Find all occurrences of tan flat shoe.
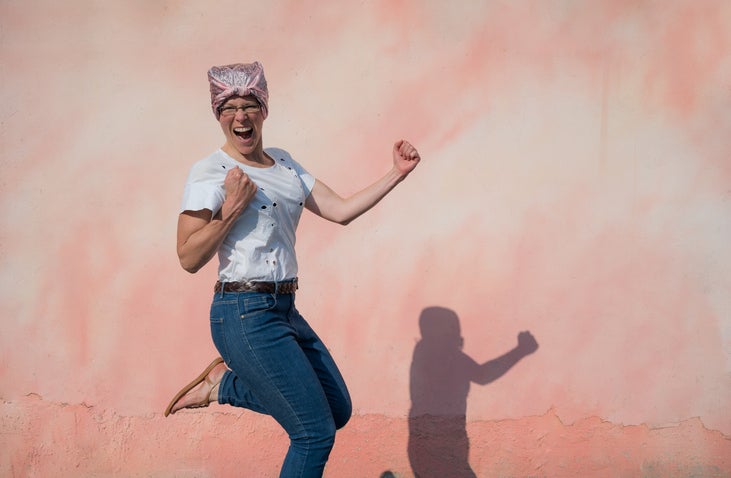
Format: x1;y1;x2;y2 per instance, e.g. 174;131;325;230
164;357;225;417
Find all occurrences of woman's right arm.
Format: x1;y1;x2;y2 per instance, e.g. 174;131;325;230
177;167;258;273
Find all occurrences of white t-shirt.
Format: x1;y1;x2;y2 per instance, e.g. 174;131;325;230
180;147;315;282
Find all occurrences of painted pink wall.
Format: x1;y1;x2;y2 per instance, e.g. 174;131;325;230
2;1;730;476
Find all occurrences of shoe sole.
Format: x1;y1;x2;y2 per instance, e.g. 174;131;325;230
164;357;225;417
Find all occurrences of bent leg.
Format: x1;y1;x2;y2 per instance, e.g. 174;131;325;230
210;292;339;477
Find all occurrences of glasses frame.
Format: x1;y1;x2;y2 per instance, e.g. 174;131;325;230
218;103;262;117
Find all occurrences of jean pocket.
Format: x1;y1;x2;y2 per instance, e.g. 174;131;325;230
240;294;276;320
210;298;237;324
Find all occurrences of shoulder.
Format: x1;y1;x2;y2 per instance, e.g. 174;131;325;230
186;151;231;184
265;147;315;194
186;150;229;182
265;147;308;172
265;147;294;163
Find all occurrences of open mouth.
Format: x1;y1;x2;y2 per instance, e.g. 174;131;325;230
233;127;253;141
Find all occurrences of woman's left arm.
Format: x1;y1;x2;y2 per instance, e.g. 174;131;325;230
305;139;421;225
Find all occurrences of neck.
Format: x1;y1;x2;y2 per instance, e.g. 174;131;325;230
222;144;273;168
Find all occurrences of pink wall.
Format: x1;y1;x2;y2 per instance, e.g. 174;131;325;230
2;1;730;476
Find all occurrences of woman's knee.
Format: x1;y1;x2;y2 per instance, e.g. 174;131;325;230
333;400;352;429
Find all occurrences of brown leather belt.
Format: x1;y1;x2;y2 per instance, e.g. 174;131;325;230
214;279;298;294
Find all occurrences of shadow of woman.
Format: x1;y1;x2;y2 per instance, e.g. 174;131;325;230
408;306;538;477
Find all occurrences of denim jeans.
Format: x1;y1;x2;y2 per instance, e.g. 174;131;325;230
209;289;352;478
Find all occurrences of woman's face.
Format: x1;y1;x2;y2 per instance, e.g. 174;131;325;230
218;95;265;158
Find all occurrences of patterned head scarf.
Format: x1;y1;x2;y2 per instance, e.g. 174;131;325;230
208;61;269;120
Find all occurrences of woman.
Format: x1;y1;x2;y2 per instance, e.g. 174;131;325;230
164;61;421;477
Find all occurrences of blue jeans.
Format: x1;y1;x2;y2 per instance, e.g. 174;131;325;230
209;290;352;478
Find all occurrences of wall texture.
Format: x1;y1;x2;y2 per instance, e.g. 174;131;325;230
1;1;730;476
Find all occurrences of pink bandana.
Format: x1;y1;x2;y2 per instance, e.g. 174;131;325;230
208;61;269;120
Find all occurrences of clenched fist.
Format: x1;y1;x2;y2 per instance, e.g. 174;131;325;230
393;139;421;176
517;331;539;354
223;167;258;217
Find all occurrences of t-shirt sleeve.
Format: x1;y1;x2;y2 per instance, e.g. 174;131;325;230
179;160;226;214
180;182;225;214
291;160;315;196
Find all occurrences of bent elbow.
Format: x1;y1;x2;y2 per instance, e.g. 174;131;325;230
181;263;200;274
333;211;358;226
321;212;352;226
179;256;202;274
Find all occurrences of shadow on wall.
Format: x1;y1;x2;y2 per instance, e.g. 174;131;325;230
407;306;539;477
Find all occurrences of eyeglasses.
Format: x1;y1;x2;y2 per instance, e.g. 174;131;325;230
219;104;261;117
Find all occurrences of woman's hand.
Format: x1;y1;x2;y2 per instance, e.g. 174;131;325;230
222;167;258;219
392;139;421;177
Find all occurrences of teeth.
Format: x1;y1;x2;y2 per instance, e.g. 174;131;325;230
234;127;252;133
